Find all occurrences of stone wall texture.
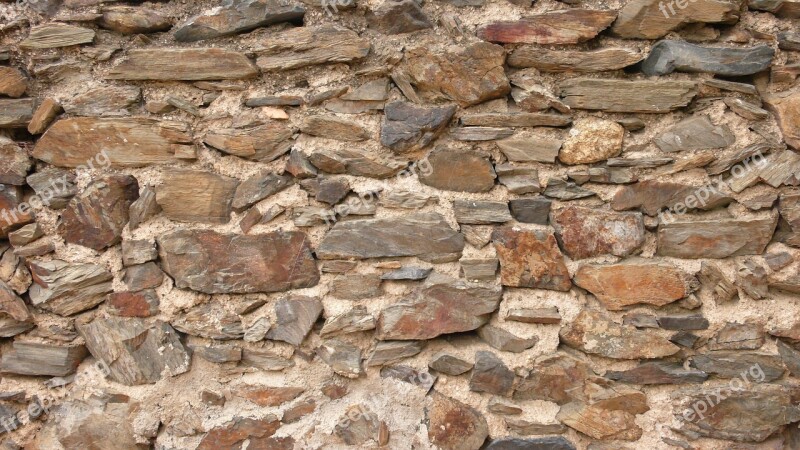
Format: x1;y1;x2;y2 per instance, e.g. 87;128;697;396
0;0;799;448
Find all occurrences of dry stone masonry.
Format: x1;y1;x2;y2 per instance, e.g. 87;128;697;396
0;0;799;448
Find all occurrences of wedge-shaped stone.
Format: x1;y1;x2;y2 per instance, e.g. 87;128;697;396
508;47;642;72
265;296;322;346
376;274;502;340
574;261;695;310
0;342;86;377
308;148;406;178
550;206;645;260
657;216;777;259
380;101;456;153
556;387;648;441
478;10;617;44
401;42;509;107
174;0;305;42
33;118;193;167
612;180;733;215
0;99;35;128
20;24;94;49
317;339;363;378
320;305;375;337
605;362;708;384
427;392;489;450
560;309;680;359
77;317;190;385
0;67;28;98
654;116;735;152
765;92;800;150
366;341;425;366
612;0;744;39
59;175;139;250
492;227;570;291
559;78;697;113
642;41;774;76
0;280;33;337
478;325;538;353
419;147;495;192
172;302;244;340
107;48;258;80
158;229;319;294
232;172;292;210
156;170;238;224
317;213;464;261
255;25;370;71
204;123;292;161
675;384;800;442
470;351;515;396
28;259;113;316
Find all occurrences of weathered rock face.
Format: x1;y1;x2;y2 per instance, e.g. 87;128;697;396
560;310;680;359
77;317;190;385
550;206;645;259
255;25;370;71
612;180;733;215
99;6;173;34
427;392;489;450
33;118;194;168
108;48;258;80
266;296;323;346
559;118;624;165
0;341;87;376
367;0;432;34
380;102;456;153
574;261;696;310
158;229;319;294
317;213;464;261
28;260;113;316
156;170;238;224
492;227;571;291
419;148;495;192
612;0;745;39
477;10;617;44
509;47;642;72
657;216;777;258
401;43;510;107
376;274;502;340
654;115;735;152
765;92;800;150
642;41;774;76
174;0;305;42
58;175;139;250
204;123;293;161
559;78;697;113
20;24;95;49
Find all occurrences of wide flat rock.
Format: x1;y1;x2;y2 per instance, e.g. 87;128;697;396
107;48;258;80
478;10;617;44
559;78;697;113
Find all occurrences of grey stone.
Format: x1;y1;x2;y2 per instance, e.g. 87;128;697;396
642;41;774;76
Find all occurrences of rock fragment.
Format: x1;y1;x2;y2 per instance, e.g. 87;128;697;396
174;0;305;42
427;392;489;450
559;118;624;165
454;200;512;225
367;0;432;34
654;116;735;152
156;170;237;224
470;351;515;396
492;227;570;291
419;148;495;192
509;47;642;72
0;342;86;377
657;216;777;258
265;296;323;346
255;25;370;71
550;206;645;259
642;41;773;76
559;78;697;113
380;101;455;153
108;48;258;80
204;123;293;161
429;352;473;375
20;24;94;49
478;325;538;353
478;10;617;44
612;0;745;39
28;260;113;316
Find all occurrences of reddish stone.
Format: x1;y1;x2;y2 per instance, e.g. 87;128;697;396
198;416;281;450
550;206;645;259
107;290;159;318
492;227;571;291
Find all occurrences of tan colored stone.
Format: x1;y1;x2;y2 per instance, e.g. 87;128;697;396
559;118;623;165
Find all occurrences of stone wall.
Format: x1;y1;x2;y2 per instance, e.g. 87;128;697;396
0;0;799;448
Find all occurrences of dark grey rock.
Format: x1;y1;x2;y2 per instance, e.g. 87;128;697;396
642;41;774;76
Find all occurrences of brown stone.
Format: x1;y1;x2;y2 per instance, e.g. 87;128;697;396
0;142;31;186
171;302;244;340
204;123;293;162
33;118;194;168
320;306;376;337
612;180;733;215
560;309;680;359
492;227;570;291
376;274;502;340
335;405;384;445
454;200;512;224
28;259;113;316
380;101;456;153
613;0;745;39
605;362;708;385
0;67;27;98
427;392;489;450
689;351;785;382
367;0;432;34
559;118;624;165
0;98;35;128
469;351;515;396
27;97;62;134
654;115;735;152
301;115;369;141
158;229;318;294
98;6;172;34
514;354;599;404
20;23;94;49
366;341;425;366
266;296;323;346
307;147;406;179
232;172;292;210
198;416;281;450
559;78;697;113
317;339;363;378
156;170;238;224
108;48;257;80
550;206;645;259
556;391;647;441
508;47;642;72
574;261;696;310
506;307;561;324
478;10;617;44
330;274;382;300
255;25;370;71
765;92;800;150
657;215;777;258
0;342;86;377
107;290;159;318
174;0;304;42
419;147;495;192
401;42;509;107
236;385;304;407
123;262;163;291
478;325;538;353
58;174;138;250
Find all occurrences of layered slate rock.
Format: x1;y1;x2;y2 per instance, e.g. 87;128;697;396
559;78;697;113
470;351;515;396
266;296;323;346
0;99;35;128
98;7;172;34
63;85;141;117
156;170;238;224
107;48;258;80
158;229;319;294
376;274;502;340
317;213;464;261
612;180;733;215
301;115;369;142
427;392;489;450
380;101;456;153
197;416;283;450
612;0;745;39
28;260;113;316
0;142;32;186
20;24;95;49
0;341;86;376
0;280;33;337
33;118;194;168
174;0;305;42
765;92;800;150
605;362;708;384
77;317;190;385
653;115;735;152
172;302;244;340
419;148;495;192
642;41;774;76
254;25;370;71
560;309;680;359
688;352;785;381
477;10;617;44
574;261;696;310
401;43;510;107
492;227;571;291
550;206;645;259
367;0;433;35
307;148;406;178
556;385;649;441
485;437;576;450
232;171;292;210
514;353;599;404
508;47;642;72
58;175;139;250
657;216;777;259
674;384;800;441
204;123;293;161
